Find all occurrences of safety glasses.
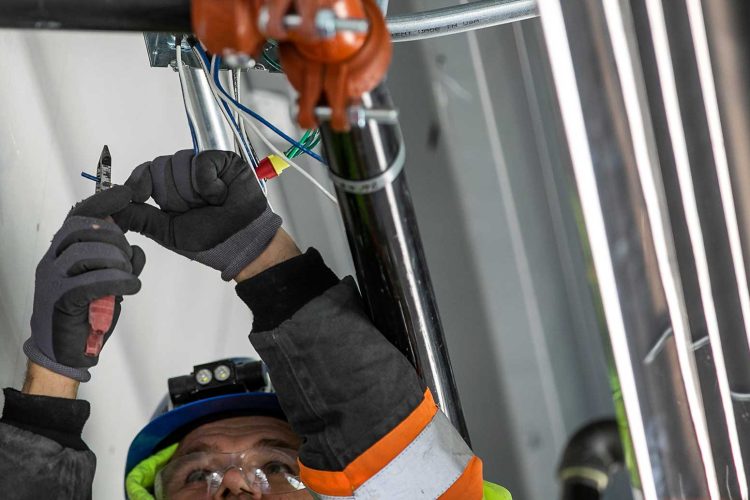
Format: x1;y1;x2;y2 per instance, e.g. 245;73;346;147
154;445;307;499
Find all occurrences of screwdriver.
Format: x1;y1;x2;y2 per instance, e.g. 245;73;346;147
84;145;115;357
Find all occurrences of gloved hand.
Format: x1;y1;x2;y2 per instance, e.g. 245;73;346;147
24;185;145;382
113;150;281;281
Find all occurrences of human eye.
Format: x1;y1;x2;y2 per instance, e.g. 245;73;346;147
184;468;214;484
262;461;295;476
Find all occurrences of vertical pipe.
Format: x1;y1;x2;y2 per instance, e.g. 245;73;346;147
319;84;470;443
180;67;234;152
537;0;748;497
701;0;750;471
631;0;748;495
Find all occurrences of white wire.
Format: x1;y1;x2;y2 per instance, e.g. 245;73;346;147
175;38;198;149
193;50;267;194
242;117;339;205
199;51;338;205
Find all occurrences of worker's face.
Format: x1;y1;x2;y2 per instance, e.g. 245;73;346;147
164;416;312;499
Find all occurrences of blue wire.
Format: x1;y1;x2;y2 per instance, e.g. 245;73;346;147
220;97;259;170
194;45;326;165
215;65;326;164
81;172;99;183
187;116;199;154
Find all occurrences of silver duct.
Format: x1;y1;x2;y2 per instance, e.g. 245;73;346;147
177;65;234;153
538;0;750;498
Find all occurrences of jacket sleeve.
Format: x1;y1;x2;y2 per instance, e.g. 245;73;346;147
0;388;96;500
236;249;484;499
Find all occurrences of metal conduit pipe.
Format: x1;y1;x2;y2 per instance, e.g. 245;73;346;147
388;0;539;42
319;84;471;443
0;0;191;31
179;66;235;152
537;0;750;497
0;0;539;42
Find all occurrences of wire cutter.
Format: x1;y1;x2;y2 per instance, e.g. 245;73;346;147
85;145;116;357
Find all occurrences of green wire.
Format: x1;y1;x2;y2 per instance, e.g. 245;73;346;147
285;131;307;159
262;53;283;73
262;40;284;73
285;129;319;159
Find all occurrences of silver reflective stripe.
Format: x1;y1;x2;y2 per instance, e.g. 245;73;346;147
310;493;354;500
312;411;473;500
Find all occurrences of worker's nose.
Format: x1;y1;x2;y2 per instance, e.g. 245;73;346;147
211;468;262;499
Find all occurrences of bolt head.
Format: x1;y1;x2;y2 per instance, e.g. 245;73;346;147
315;9;337;38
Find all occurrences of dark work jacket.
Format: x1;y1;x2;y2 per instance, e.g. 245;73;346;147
0;418;95;499
0;249;487;499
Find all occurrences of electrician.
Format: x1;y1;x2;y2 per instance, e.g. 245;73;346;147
0;150;511;499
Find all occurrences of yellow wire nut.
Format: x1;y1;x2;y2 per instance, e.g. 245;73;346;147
268;154;290;176
258;154;291;180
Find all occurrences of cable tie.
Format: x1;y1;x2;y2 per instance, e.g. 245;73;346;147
328;143;405;195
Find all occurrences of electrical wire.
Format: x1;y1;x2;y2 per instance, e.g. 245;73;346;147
191;52;266;193
261;41;284;72
285;129;310;158
175;36;199;153
387;0;538;43
193;45;336;205
286;129;321;159
243;116;339;205
193;44;326;164
232;68;260;166
220;98;256;166
212;55;325;164
220;95;268;193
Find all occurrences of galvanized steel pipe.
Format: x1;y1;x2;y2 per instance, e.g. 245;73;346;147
0;0;539;43
387;0;539;42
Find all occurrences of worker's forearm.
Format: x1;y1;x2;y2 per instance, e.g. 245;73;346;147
3;362;91;452
234;228;301;283
22;361;80;399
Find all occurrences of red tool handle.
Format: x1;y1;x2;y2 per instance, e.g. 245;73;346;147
85;295;115;357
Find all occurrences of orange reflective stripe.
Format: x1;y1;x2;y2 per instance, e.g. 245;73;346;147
346;388;438;489
297;462;355;497
299;389;438;496
439;456;484;499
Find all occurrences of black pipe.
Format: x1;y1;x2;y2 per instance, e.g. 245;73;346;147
558;419;624;500
0;0;191;32
319;84;470;444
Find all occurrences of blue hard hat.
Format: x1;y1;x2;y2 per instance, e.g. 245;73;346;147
125;358;285;476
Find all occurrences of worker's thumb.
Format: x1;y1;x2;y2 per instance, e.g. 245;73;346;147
69;184;133;219
112;203;174;248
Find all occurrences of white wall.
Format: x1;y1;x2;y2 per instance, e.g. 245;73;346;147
0;30;350;498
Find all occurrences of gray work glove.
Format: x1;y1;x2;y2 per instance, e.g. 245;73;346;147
24;186;145;382
113;150;281;281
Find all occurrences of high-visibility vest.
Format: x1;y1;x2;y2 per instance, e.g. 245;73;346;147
484;481;513;499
